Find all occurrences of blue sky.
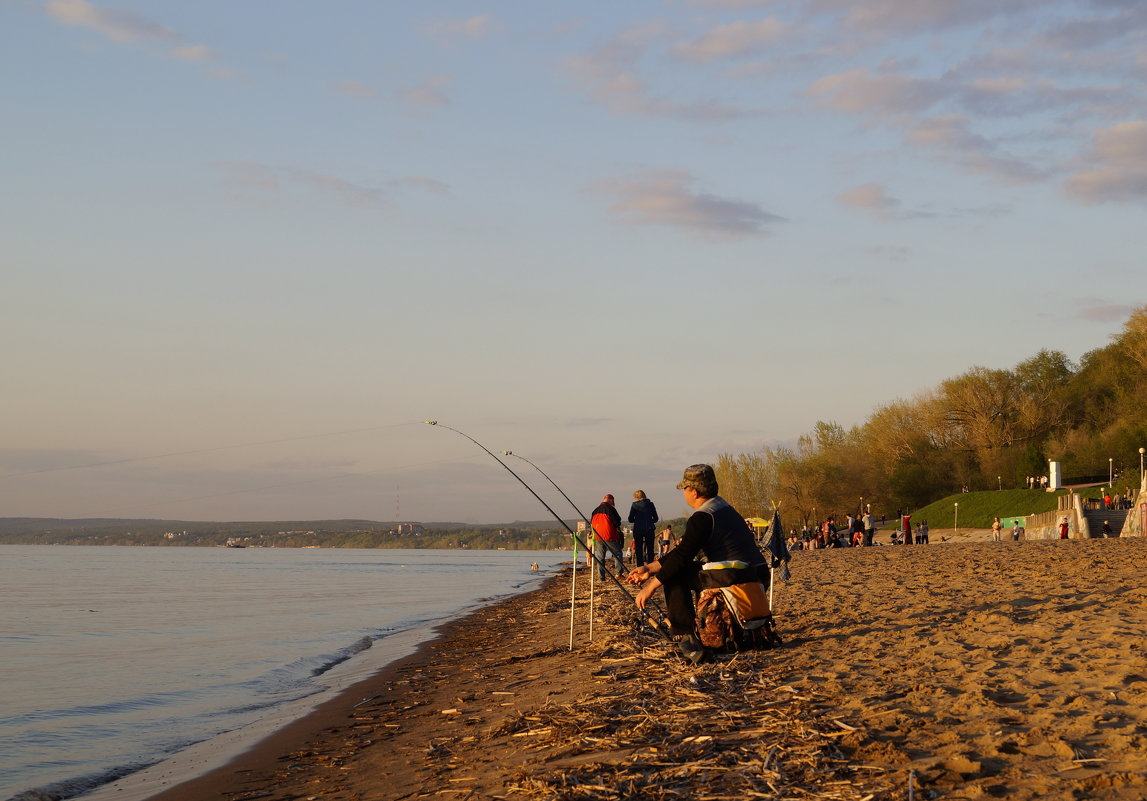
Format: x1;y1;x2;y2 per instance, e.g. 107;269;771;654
2;0;1145;523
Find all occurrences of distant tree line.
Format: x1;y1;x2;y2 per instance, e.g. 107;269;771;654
0;520;575;550
716;305;1147;526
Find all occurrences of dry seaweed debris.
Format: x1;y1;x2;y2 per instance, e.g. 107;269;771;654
497;589;898;801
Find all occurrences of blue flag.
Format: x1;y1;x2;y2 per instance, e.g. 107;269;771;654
765;508;791;580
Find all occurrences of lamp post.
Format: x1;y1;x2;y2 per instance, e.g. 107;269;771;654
998;476;1002;491
954;502;959;533
1109;457;1113;485
1140;447;1145;482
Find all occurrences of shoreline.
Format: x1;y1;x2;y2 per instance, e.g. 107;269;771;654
82;539;1147;800
75;569;559;801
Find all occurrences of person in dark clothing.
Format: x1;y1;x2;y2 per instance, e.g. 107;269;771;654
625;464;768;663
590;494;623;580
628;490;659;567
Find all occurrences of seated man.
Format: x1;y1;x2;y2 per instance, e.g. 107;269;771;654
626;464;770;663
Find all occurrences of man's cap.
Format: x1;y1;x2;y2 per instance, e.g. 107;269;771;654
676;463;716;491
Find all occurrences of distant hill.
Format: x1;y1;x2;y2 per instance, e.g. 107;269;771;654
0;517;583;549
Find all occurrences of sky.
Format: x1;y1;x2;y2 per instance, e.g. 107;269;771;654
2;0;1146;524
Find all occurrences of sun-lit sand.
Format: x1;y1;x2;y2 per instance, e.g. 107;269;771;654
131;537;1146;801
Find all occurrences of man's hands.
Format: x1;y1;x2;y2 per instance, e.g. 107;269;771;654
625;565;651;585
625;565;660;610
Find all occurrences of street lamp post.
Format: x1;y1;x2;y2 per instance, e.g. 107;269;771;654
1140;447;1145;482
1109;457;1113;485
998;476;1002;491
954;502;959;533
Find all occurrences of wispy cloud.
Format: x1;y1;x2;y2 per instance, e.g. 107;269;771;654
218;163;449;208
565;24;754;121
218;163;387;209
399;75;451;114
332;80;381;100
907;115;1048;184
1065;120;1147;203
46;0;176;43
593;170;783;238
837;183;901;219
807;67;949;116
425;15;496;42
671;18;788;62
385;176;450;195
1077;301;1136;322
170;44;214;63
808;0;1054;34
46;0;226;70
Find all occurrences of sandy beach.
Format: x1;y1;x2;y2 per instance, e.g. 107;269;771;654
115;537;1147;801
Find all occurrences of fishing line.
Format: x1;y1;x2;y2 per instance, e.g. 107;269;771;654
504;449;670;620
0;421;421;481
426;421;670;639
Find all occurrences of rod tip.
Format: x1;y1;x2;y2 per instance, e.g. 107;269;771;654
424;420;438;425
502;450;512;455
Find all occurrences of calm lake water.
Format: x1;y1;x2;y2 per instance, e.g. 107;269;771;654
0;545;565;801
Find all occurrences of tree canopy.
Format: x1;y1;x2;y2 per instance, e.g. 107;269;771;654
716;306;1147;524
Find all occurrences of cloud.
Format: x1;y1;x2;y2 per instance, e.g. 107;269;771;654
385;176;450;195
218;163;387;209
907;115;1048;184
46;0;176;43
1077;302;1136;322
671;18;788;62
807;68;949;116
1039;5;1147;50
425;15;496;41
399;75;451;113
565;25;754;121
837;182;901;218
170;44;213;62
593;170;783;238
1065;120;1147;202
332;80;381;100
805;0;1053;33
686;0;773;8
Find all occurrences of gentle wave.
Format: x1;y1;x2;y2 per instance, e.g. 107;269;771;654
1;546;565;801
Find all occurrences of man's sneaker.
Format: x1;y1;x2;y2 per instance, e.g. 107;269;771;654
673;633;707;665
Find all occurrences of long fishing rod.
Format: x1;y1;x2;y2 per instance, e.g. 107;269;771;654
425;421;670;638
503;449;670;618
502;451;590;522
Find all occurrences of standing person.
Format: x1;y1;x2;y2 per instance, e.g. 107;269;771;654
1012;520;1022;541
1102;520;1113;537
628;490;659;567
902;514;913;545
1058;516;1070;539
625;464;769;664
590;494;623;580
862;510;875;547
658;525;674;557
919;519;929;544
991;517;1002;542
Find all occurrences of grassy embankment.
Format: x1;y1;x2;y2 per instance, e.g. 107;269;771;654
910;487;1112;528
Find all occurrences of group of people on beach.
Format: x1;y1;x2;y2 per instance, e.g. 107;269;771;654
585;490;674;580
782;512;932;548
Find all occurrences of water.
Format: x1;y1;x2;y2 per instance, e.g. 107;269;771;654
0;545;566;801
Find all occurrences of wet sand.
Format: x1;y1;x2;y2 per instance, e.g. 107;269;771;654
125;538;1146;800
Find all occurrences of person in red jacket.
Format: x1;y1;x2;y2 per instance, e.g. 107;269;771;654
590;494;623;580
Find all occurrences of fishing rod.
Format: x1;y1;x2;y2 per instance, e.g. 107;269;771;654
425;421;670;638
504;449;671;617
502;451;590;523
